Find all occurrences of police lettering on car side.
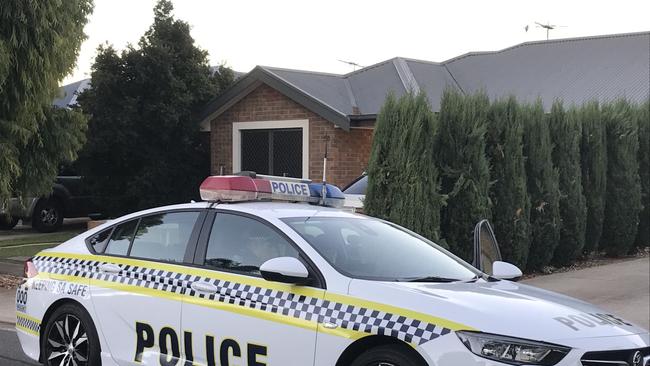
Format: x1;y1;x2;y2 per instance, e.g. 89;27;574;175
15;174;650;366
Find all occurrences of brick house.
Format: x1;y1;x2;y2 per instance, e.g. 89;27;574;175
199;32;649;188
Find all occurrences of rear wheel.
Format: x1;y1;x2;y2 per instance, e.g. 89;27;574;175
350;344;425;366
32;198;63;233
0;216;19;230
41;304;101;366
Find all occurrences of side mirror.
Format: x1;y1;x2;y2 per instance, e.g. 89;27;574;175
492;261;523;281
260;257;311;285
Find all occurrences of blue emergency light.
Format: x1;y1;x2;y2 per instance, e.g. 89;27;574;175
199;173;345;208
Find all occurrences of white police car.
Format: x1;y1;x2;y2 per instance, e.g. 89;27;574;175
15;174;650;366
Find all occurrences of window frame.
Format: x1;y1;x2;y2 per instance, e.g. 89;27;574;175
84;208;208;266
193;209;326;289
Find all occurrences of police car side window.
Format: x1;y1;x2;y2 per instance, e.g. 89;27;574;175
129;211;199;263
88;228;112;253
204;213;299;276
104;219;138;256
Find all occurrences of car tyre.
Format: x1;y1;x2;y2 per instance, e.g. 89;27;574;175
350;344;425;366
41;303;101;366
32;198;63;233
0;216;19;230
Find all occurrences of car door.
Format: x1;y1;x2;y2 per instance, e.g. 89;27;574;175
181;211;324;366
472;219;503;275
89;209;204;365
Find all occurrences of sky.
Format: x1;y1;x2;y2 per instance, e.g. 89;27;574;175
63;0;650;85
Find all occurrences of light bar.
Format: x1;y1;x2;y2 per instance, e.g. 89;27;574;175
199;174;345;208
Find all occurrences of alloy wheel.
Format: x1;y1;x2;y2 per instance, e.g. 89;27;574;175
45;314;89;366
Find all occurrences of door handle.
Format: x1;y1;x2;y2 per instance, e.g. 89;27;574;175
99;263;122;274
190;282;218;294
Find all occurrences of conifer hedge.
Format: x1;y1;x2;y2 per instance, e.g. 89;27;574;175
485;97;530;268
523;102;561;271
580;102;607;254
550;103;587;266
435;90;491;262
601;100;642;256
635;101;650;248
365;92;443;243
364;91;648;272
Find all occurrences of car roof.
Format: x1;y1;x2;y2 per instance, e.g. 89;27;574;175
214;201;361;219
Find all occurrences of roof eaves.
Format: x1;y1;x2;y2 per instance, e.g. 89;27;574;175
200;67;351;130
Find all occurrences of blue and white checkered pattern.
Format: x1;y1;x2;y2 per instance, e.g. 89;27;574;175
33;254;452;345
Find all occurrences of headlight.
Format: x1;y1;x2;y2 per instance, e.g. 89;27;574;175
456;331;571;365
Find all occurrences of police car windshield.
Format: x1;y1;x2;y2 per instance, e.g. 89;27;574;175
282;217;478;281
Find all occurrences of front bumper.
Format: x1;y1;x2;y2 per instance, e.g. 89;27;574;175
419;331;650;366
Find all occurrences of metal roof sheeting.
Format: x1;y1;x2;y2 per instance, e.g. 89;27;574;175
202;32;650;128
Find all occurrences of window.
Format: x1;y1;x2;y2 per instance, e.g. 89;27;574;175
283;217;478;281
204;213;299;276
87;228;112;253
129;212;200;263
240;128;303;178
104;219;138;256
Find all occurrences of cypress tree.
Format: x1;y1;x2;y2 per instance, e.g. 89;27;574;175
601;100;642;256
523;101;560;271
436;89;491;262
549;102;587;265
635;101;650;248
365;92;443;242
485;97;530;268
580;101;607;254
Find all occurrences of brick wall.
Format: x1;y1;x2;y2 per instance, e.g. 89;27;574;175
210;83;373;187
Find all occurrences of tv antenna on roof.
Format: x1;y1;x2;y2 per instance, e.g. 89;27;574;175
338;59;365;71
533;21;567;40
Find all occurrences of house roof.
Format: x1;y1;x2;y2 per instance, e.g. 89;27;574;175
200;31;650;131
53;78;91;108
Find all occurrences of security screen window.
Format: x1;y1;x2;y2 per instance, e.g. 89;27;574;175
128;211;200;263
204;213;300;276
283;217;478;281
241;128;302;178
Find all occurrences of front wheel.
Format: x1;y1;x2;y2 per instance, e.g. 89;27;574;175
32;199;63;233
41;304;101;366
351;344;425;366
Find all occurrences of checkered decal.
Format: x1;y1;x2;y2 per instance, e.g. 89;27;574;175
16;312;40;335
33;255;452;345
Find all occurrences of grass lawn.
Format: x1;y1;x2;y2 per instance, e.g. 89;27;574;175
0;231;80;258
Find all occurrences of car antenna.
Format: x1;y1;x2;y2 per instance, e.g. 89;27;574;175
320;135;330;206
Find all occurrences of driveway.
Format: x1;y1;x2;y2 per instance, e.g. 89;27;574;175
523;257;650;329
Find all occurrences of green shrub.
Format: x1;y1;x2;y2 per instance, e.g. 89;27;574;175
365;92;443;242
580;101;607;254
436;89;491;262
601;100;642;256
549;102;587;265
635;101;650;248
523;101;560;270
485;97;530;268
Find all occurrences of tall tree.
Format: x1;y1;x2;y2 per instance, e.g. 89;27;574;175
580;101;607;254
601;100;642;256
365;92;443;242
0;1;92;205
549;102;587;265
436;89;491;261
523;101;560;271
485;97;530;268
635;101;650;248
76;0;233;216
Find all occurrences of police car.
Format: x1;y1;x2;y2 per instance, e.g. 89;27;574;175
15;174;650;366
